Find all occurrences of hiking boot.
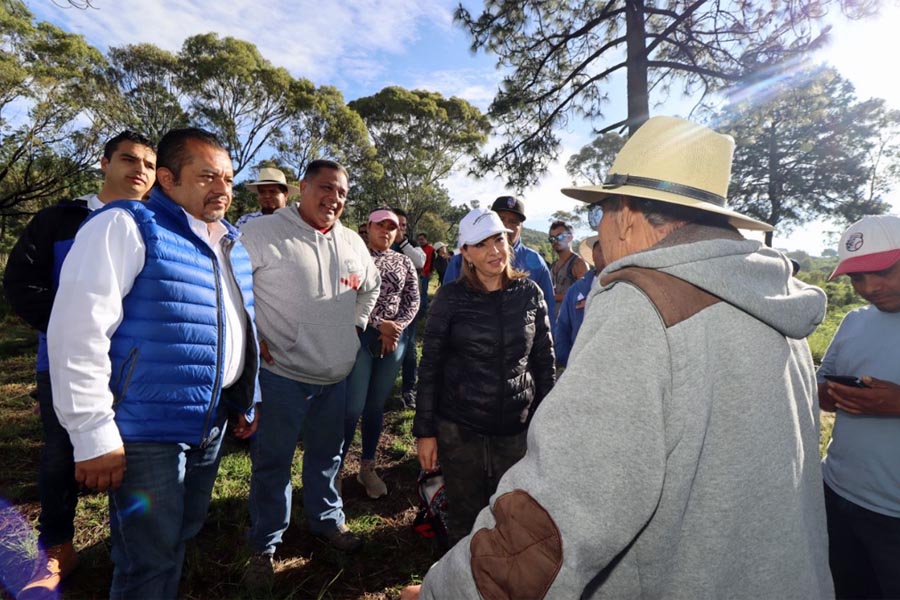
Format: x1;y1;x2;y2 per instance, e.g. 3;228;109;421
402;390;416;409
241;552;275;593
18;541;78;600
357;460;387;499
319;524;363;553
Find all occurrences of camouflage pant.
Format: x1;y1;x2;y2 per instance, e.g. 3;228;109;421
436;419;527;545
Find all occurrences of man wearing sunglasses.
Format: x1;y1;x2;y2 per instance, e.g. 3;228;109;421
548;220;589;317
443;195;556;325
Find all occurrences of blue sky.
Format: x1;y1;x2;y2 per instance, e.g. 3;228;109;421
25;0;900;254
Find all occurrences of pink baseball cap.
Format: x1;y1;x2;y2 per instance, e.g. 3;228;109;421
830;214;900;280
368;209;399;226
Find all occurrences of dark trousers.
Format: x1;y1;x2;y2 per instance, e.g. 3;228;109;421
35;370;79;547
401;320;418;394
825;483;900;599
436;419;527;545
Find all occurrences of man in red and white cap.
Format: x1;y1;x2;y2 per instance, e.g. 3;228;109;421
818;214;900;599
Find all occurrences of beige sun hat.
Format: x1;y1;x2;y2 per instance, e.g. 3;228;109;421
561;116;772;231
578;235;599;265
245;167;301;196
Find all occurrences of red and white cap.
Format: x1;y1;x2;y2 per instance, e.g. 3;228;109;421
830;214;900;280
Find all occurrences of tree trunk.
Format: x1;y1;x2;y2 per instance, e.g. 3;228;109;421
765;120;780;247
625;0;649;135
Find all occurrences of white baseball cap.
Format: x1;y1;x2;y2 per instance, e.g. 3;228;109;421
830;214;900;280
457;208;511;249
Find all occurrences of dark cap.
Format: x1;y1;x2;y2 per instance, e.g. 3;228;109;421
490;195;526;222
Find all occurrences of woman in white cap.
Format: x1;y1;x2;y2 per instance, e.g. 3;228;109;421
342;208;419;498
412;207;555;544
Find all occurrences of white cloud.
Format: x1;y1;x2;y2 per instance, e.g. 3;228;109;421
27;0;455;85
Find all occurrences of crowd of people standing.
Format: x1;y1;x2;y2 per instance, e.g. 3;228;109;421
3;115;899;600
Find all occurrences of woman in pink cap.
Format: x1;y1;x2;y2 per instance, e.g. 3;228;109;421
412;207;555;545
341;209;420;498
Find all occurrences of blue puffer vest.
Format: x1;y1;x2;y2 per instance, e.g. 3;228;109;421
83;188;259;446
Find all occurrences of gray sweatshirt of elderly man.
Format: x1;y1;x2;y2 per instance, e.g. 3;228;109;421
420;223;833;599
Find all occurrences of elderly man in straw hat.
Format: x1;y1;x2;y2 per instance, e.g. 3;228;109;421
235;167;300;228
402;116;833;600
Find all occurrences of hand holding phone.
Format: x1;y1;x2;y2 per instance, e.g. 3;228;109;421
824;375;870;388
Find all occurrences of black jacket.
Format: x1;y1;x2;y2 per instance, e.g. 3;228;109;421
413;276;556;438
3;198;91;332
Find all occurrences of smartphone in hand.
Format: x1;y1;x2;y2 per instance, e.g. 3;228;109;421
824;375;870;388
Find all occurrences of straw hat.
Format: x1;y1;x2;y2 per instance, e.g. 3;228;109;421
561;116;772;231
245;167;301;196
578;235;599;265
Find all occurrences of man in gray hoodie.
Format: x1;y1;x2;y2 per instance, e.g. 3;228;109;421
240;159;380;583
402;117;832;599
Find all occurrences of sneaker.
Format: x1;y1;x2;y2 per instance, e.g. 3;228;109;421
241;553;275;593
357;460;388;499
319;524;363;553
402;390;416;409
18;541;78;600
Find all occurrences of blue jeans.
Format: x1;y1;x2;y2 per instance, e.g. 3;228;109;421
35;370;79;547
108;410;226;600
248;369;346;554
343;327;407;462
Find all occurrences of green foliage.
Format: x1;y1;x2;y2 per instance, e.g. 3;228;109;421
519;226;553;262
275;84;378;186
105;43;189;142
348;86;490;230
719;66;892;244
178;33;294;174
0;0;111;218
792;255;865;363
565;132;626;186
454;0;874;188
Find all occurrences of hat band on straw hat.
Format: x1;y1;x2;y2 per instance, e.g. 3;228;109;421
603;174;726;207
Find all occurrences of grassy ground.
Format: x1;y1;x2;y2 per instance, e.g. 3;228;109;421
0;318;437;599
0;271;846;599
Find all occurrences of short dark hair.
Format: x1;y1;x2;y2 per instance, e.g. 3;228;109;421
103;130;155;160
605;196;731;228
392;207;409;219
155;128;227;186
417;232;427;241
303;159;349;182
549;220;573;235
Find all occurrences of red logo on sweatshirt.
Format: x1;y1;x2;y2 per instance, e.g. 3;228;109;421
341;273;361;290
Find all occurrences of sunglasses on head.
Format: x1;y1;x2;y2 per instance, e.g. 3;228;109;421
548;232;572;243
588;204;604;229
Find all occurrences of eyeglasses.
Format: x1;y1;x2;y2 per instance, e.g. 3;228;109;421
588;204;604;229
547;232;572;244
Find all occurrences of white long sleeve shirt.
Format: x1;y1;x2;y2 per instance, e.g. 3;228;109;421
48;206;246;462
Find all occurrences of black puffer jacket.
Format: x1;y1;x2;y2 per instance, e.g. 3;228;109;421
413;276;556;438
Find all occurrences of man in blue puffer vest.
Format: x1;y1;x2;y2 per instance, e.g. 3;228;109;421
4;130;156;599
48;128;260;600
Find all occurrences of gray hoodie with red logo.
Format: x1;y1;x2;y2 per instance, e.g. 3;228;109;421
240;203;379;385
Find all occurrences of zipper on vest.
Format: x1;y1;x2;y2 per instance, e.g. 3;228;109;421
200;249;225;449
496;290;506;430
113;346;140;408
